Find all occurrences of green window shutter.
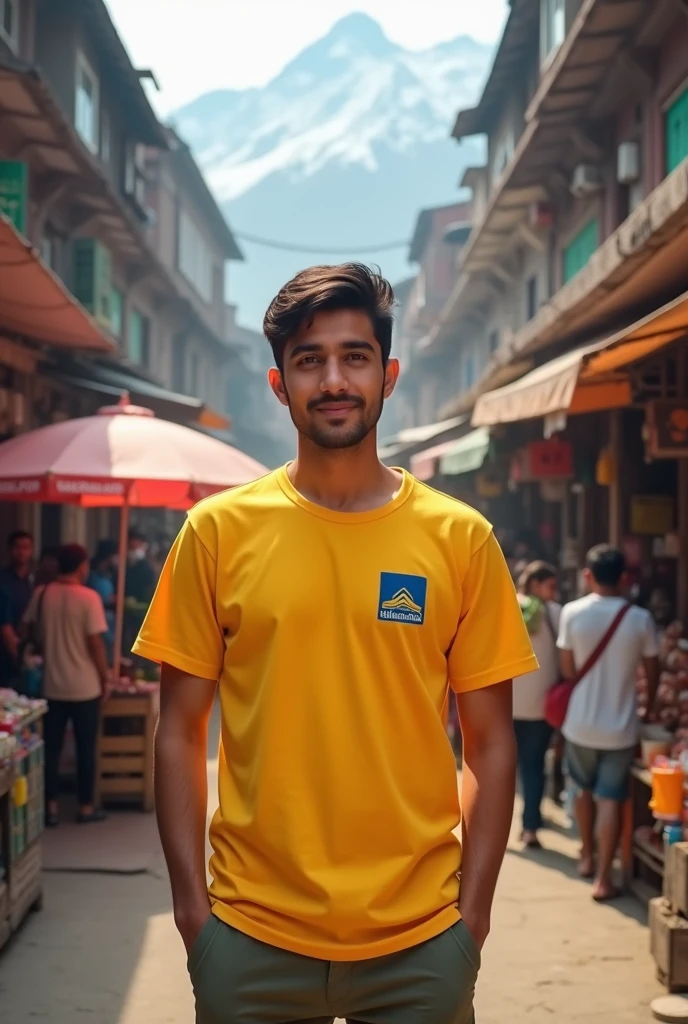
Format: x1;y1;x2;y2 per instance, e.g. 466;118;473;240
129;308;143;363
110;288;123;338
72;239;111;325
666;87;688;175
563;218;599;284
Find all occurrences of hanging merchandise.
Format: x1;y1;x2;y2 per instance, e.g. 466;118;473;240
595;445;615;486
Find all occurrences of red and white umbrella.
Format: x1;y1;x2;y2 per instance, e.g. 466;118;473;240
0;395;268;674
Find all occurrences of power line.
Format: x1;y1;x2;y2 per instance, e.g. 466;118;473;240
233;230;410;255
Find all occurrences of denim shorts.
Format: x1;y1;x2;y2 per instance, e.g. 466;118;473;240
565;741;636;802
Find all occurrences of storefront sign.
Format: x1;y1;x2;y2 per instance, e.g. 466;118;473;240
511;440;574;482
630;495;674;536
0;162;28;235
646;400;688;457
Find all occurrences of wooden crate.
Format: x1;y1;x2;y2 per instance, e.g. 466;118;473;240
650;898;688;993
9;839;42;931
95;693;157;812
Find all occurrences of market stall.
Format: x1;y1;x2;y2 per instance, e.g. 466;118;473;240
0;689;47;951
0;394;267;823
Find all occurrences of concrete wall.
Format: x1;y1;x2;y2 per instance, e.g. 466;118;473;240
34;2;78;121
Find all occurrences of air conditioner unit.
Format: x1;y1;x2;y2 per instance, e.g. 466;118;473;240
570;164;603;198
617;141;640;184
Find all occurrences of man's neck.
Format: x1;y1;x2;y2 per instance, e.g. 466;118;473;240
593;585;623;598
57;573;81;586
289;432;402;513
10;563;29;579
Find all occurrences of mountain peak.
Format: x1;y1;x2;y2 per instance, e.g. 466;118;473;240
327;12;389;45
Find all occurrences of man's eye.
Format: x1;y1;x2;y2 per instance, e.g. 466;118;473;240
347;353;366;361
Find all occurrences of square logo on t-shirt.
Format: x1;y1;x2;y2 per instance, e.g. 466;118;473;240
378;572;427;626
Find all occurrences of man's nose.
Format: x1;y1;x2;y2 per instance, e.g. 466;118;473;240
320;357;348;392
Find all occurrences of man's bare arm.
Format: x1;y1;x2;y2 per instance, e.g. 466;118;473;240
560;647;575;681
156;663;217;952
85;633;109;692
457;679;516;950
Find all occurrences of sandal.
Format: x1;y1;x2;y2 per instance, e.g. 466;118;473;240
76;809;108;825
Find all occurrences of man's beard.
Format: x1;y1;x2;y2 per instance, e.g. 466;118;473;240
286;388;384;451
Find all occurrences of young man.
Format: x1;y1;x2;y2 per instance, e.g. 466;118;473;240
135;264;538;1024
24;544;109;826
558;544;660;902
0;530;34;683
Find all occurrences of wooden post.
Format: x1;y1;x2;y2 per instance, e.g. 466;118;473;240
678;460;688;621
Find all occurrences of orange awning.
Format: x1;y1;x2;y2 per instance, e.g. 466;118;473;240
472;344;630;427
0;213;114;352
472;291;688;428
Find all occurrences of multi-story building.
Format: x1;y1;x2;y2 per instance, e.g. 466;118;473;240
412;0;688;609
0;0;248;544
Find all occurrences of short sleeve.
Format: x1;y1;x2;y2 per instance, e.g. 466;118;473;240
642;611;660;658
132;519;224;680
557;604;572;650
85;592;108;637
447;531;539;693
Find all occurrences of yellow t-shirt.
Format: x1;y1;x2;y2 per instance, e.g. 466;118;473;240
134;466;537;961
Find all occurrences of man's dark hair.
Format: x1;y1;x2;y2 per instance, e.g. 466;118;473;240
263;263;395;370
586;544;626;587
58;543;89;576
94;538;118;565
128;529;147;544
8;530;32;548
518;560;558;594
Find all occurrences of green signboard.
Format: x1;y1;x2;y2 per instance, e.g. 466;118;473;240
0;162;28;235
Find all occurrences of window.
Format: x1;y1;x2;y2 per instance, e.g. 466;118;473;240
178;208;213;303
75;52;99;154
541;0;565;66
110;288;123;339
666;87;688;175
488;329;499;356
128;308;150;368
526;276;538;321
492;131;514;186
100;108;111;166
0;0;19;52
563;218;599;284
189;352;200;396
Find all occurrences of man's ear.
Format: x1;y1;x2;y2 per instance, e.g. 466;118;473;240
383;358;400;400
268;368;289;408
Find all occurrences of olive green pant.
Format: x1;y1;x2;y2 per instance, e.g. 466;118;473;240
188;914;480;1024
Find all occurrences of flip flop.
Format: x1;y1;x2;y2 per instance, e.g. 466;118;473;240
592;885;621;903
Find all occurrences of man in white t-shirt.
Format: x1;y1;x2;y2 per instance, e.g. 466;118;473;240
558;545;659;902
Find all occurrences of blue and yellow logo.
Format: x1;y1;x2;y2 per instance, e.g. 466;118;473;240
378;572;427;626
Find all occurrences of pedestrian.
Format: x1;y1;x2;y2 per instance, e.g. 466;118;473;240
87;539;118;660
0;530;34;683
125;529;156;604
35;546;60;587
134;264;538;1024
557;544;660;902
513;561;561;849
23;543;109;827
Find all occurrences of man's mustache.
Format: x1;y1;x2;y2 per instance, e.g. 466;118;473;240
307;395;365;412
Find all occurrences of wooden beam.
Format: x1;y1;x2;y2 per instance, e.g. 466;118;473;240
518;223;547;254
569;126;604;163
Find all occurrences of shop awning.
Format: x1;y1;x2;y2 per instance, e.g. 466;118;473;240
472;289;688;428
439;428;491;476
411;439;462;481
0;214;114;351
48;361;230;430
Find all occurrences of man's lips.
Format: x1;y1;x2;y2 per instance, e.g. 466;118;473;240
314;402;360;414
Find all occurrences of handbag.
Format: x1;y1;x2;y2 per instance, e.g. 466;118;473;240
544;601;632;730
19;584;49;698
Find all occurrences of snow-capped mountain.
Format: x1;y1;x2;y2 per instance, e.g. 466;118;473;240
173;13;492;326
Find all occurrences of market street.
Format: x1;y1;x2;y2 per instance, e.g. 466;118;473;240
0;718;662;1024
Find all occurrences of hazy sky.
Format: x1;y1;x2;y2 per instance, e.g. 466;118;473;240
106;0;508;113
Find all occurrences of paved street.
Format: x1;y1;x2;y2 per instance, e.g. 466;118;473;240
0;727;662;1024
